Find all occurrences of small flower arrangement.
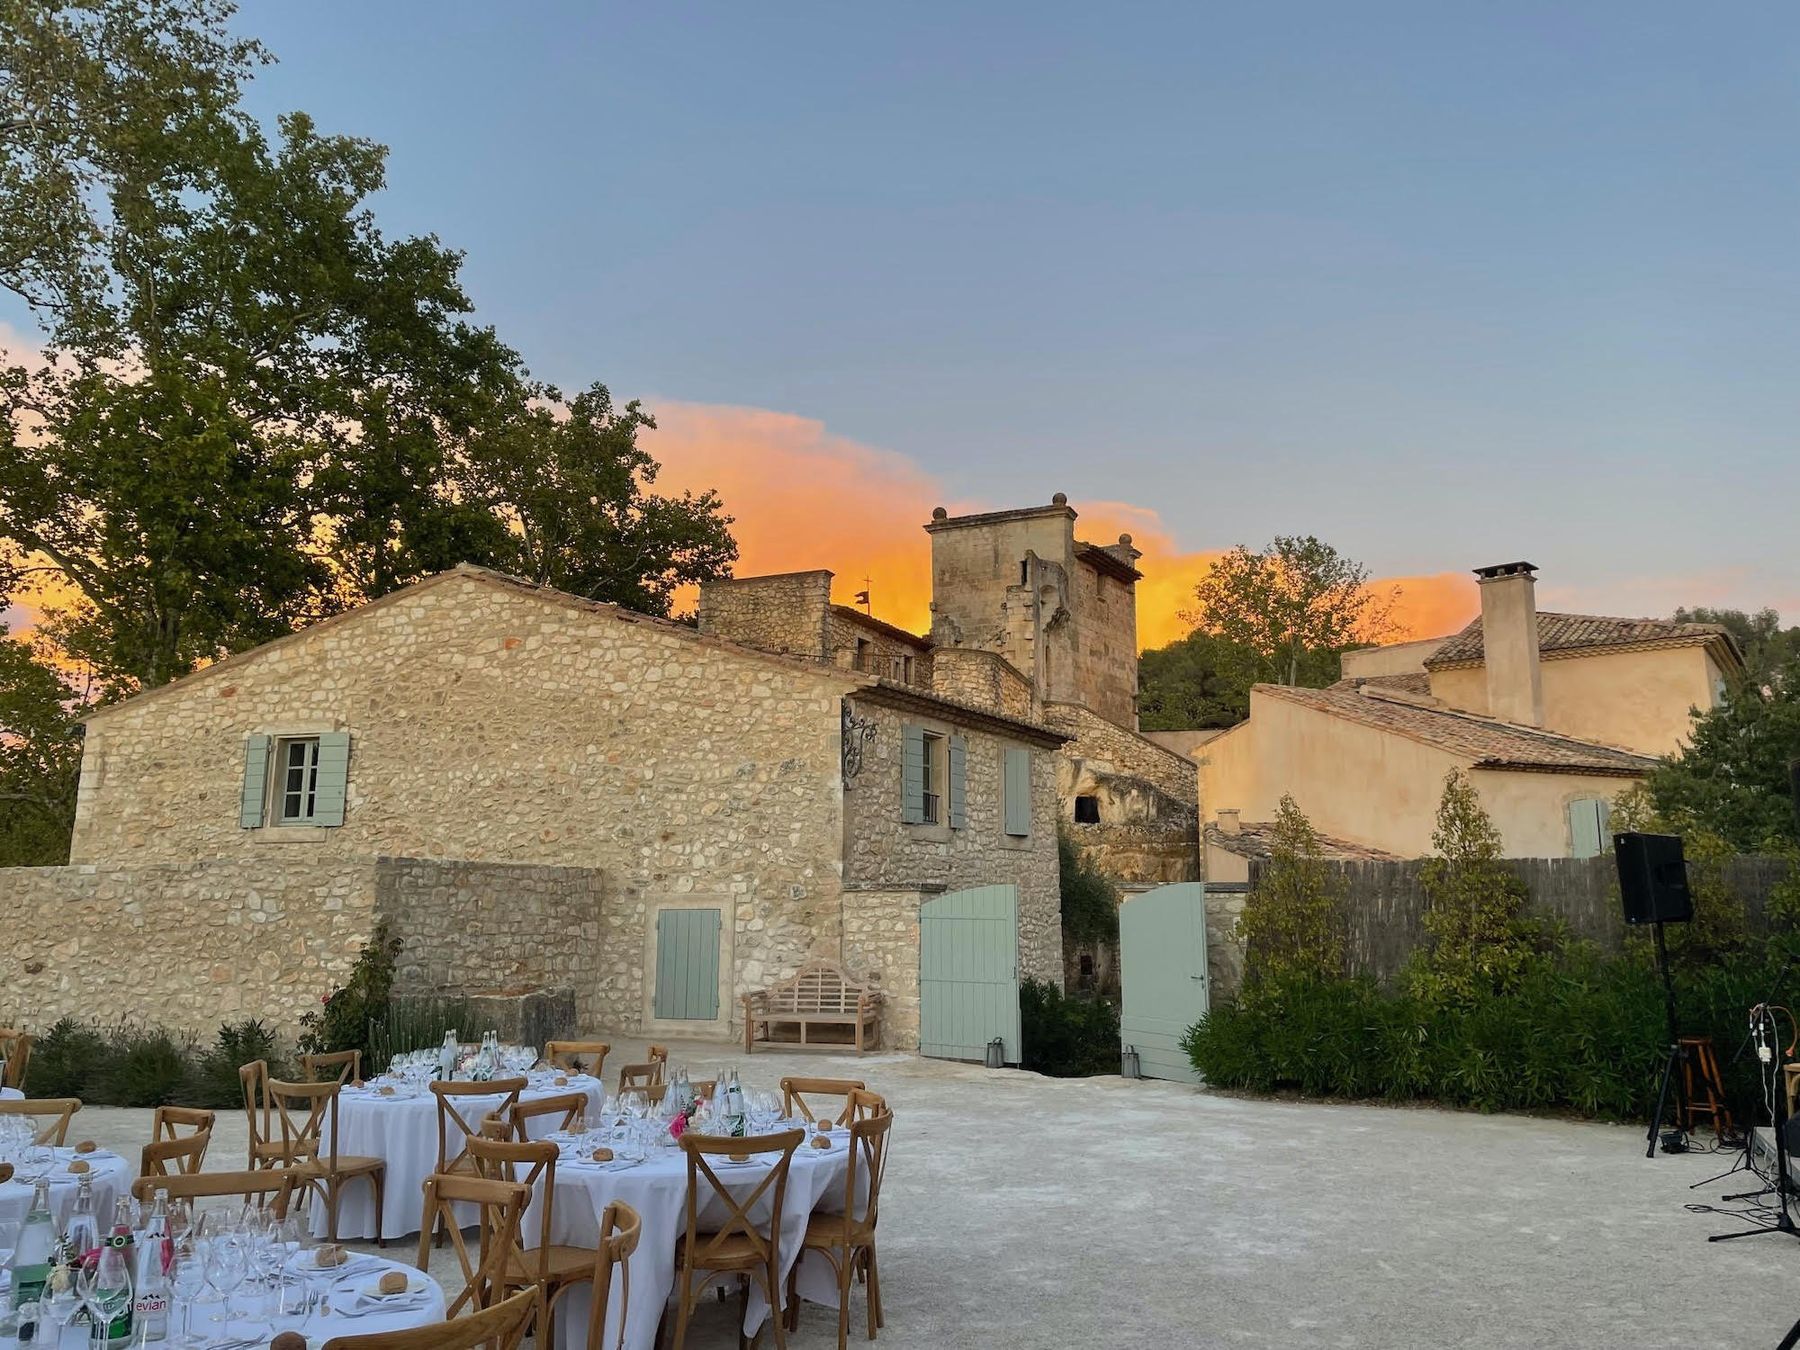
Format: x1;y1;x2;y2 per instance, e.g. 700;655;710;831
668;1098;701;1140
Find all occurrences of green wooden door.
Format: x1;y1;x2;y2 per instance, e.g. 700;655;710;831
653;908;721;1020
919;885;1020;1063
1119;882;1208;1083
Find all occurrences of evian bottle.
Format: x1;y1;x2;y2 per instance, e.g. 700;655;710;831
131;1190;172;1341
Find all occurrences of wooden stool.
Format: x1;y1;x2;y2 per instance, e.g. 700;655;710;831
1678;1034;1735;1140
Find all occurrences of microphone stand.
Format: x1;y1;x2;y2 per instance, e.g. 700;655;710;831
1710;1003;1799;1243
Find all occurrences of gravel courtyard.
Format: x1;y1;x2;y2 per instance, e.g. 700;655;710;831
76;1038;1800;1349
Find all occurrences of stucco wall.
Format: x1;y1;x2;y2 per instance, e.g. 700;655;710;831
1428;645;1717;756
841;700;1063;988
1199;687;1640;859
0;858;380;1035
1339;637;1448;680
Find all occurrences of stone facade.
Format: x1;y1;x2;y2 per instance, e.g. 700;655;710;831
825;608;932;686
42;566;1066;1053
929;648;1034;721
692;569;835;662
1047;702;1200;886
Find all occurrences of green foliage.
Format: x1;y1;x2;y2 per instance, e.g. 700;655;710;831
1186;943;1795;1121
28;1017;111;1099
1632;675;1800;854
194;1018;284;1108
1020;978;1121;1078
1187;535;1396;689
1235;795;1348;988
1409;770;1548;1004
0;636;90;866
1057;827;1120;947
366;996;474;1076
1612;787;1750;961
1138;629;1349;731
98;1025;197;1108
298;921;402;1066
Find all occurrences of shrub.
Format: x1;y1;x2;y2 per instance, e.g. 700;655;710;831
366;996;474;1075
28;1017;113;1099
298;920;403;1067
97;1024;197;1108
195;1019;286;1108
1236;795;1347;988
1021;978;1120;1078
1058;828;1120;946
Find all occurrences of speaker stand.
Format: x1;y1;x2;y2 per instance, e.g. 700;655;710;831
1645;922;1691;1158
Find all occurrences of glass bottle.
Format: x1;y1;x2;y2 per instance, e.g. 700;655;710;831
93;1199;136;1348
7;1178;56;1311
59;1171;102;1273
131;1190;171;1341
439;1029;458;1081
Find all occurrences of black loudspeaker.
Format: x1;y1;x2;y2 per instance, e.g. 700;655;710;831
1615;831;1693;925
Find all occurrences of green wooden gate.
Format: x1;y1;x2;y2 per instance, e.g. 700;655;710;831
919;885;1020;1063
1119;882;1209;1083
653;907;721;1021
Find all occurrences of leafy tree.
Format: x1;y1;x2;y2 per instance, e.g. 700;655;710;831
457;383;737;616
1673;607;1800;690
1138;629;1344;731
0;635;89;866
1058;826;1120;946
1409;770;1546;1004
1612;785;1753;961
1633;678;1800;854
1236;795;1348;988
1186;535;1396;689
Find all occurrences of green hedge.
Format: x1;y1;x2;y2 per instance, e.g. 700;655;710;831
1021;978;1121;1078
25;1016;289;1109
1184;944;1789;1121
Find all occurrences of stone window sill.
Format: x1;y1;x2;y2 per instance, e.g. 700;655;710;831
253;825;331;844
904;821;953;844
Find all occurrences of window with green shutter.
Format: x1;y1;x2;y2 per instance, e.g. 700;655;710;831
240;735;273;828
1568;797;1609;859
901;724;927;824
244;731;350;829
1003;746;1031;837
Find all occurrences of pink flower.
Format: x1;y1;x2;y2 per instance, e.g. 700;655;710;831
669;1113;687;1140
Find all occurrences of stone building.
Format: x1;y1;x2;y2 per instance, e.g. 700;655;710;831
13;565;1066;1050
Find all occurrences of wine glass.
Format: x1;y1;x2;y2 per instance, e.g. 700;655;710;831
169;1236;208;1343
77;1261;132;1344
207;1234;248;1324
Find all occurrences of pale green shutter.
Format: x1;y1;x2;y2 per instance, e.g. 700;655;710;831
313;732;351;828
654;908;721;1019
239;735;272;828
901;724;926;824
947;735;967;829
1004;746;1031;837
1569;799;1604;859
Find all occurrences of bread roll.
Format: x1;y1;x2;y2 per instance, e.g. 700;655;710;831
315;1243;347;1268
66;1159;90;1174
377;1270;409;1296
74;1140;97;1154
591;1147;613;1163
271;1332;308;1350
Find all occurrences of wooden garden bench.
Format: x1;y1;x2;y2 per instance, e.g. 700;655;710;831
742;962;883;1054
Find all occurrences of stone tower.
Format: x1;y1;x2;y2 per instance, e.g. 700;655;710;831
924;494;1142;729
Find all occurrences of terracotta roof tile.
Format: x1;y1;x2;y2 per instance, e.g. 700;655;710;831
1424;612;1736;669
1330;672;1432;697
1205;821;1400;862
1254;682;1658;776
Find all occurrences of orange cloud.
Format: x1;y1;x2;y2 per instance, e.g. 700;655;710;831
644;401;1478;651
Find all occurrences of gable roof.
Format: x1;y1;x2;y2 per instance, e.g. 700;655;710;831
830;605;932;650
1205;820;1400;862
1254;682;1658;777
1424;612;1744;673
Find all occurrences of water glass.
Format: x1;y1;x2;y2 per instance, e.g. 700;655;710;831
207;1235;249;1322
170;1237;208;1341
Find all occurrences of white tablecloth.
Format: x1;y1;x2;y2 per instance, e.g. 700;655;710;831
0;1148;131;1233
314;1075;606;1240
0;1088;20;1101
533;1129;852;1350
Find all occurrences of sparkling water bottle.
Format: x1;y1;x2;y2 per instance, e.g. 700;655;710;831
93;1200;136;1348
439;1029;459;1081
7;1179;56;1311
131;1191;171;1341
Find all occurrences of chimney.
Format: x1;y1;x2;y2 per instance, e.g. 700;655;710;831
1216;808;1241;836
1472;561;1543;727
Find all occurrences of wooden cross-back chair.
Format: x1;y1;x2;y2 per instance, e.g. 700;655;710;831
301;1049;364;1086
150;1105;216;1145
140;1128;212;1180
428;1077;526;1246
586;1200;642;1350
240;1060;288;1170
0;1028;33;1090
130;1167;299;1223
667;1128;804;1350
415;1173;530;1322
464;1135;596;1345
780;1077;867;1127
322;1282;539;1350
786;1109;895;1348
0;1097;79;1146
507;1090;587;1141
616;1062;661;1096
542;1041;609;1077
265;1077;387;1243
844;1088;888;1125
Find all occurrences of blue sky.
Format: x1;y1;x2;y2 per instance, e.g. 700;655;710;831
10;1;1799;627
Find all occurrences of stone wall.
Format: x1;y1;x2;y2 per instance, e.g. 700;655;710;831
0;858;379;1035
929;648;1034;720
1069;553;1140;729
841;699;1063;988
374;858;607;1031
1046;702;1198;805
824;608;932;687
695;570;832;660
840;886;928;1050
1202;883;1249;1001
69;568;857;1041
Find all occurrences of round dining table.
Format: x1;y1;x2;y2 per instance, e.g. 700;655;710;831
532;1124;857;1350
315;1074;606;1241
0;1088;20;1101
0;1145;132;1234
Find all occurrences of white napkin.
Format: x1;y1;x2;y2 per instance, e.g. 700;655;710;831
336;1285;432;1317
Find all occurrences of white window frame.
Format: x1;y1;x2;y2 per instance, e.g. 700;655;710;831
275;735;323;825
